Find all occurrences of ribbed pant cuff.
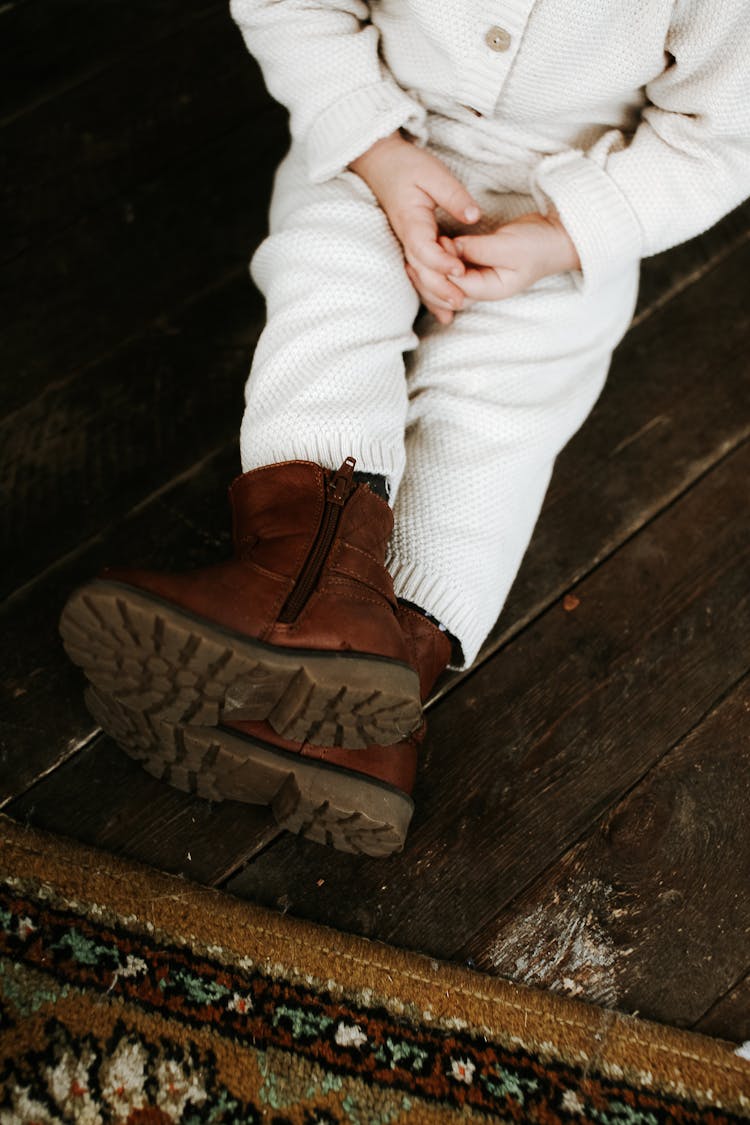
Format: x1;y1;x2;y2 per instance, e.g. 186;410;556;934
240;430;406;497
386;559;488;670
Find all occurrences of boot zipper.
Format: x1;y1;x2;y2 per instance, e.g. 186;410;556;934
278;457;357;623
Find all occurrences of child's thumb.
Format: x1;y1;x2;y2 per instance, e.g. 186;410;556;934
428;166;481;224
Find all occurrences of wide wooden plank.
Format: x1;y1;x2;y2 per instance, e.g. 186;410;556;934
225;438;750;960
633;203;750;322
1;0;224;125
3;10;266;251
456;676;750;1032
0;278;262;598
693;973;750;1044
2;235;749;805
5;736;279;884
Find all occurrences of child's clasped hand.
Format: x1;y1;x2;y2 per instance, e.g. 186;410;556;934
350;131;581;324
349;131;480;323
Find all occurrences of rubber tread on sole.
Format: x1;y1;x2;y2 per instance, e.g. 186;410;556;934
59;579;421;750
85;686;413;857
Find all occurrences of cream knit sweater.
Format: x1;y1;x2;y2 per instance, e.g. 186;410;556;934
230;0;750;289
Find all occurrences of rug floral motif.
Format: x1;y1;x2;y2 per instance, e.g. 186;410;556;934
0;816;747;1123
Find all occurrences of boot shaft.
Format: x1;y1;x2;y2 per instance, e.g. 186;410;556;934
229;459;396;611
229;460;332;577
98;457;409;663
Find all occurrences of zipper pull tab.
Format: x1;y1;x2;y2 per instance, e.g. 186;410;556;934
327;456;357;506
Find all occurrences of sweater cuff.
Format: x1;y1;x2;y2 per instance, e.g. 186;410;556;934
306;81;427;184
531;150;643;292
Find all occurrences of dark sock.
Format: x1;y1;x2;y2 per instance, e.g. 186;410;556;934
398;598;464;666
353;471;390;503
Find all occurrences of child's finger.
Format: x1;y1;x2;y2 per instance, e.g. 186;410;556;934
418;294;454;324
405;260;462;322
407;258;466;307
405;261;462;313
423;163;481;226
409;232;461;276
403;206;465;276
452;266;512;301
453;232;509;267
438;235;464;273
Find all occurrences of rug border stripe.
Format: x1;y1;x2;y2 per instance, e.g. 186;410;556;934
1;812;747;1114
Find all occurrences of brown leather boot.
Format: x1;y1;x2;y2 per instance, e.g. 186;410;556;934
60;459;421;749
83;606;452;857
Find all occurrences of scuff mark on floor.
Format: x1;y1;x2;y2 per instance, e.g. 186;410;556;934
485;878;621;1009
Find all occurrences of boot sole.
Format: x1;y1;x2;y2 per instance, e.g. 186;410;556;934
60;580;421;749
85;686;413;857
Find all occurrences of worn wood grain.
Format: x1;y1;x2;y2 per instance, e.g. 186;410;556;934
225;438;750;960
6;736;279;884
456;675;750;1033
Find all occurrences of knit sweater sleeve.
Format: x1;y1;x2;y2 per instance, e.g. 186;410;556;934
229;0;426;183
531;0;750;291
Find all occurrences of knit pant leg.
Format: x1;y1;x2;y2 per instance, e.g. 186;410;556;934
387;264;639;668
239;147;420;494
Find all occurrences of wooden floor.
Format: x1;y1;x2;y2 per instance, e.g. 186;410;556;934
2;1;749;1046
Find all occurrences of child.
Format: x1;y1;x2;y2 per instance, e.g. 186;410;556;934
60;1;750;856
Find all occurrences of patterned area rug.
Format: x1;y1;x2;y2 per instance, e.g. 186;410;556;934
1;814;747;1123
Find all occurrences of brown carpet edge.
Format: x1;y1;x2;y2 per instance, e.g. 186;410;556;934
1;812;747;1114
